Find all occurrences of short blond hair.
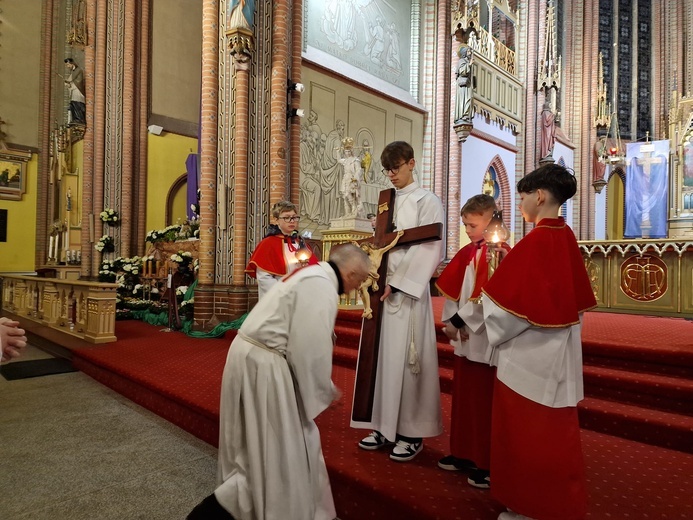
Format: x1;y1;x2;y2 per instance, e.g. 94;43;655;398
271;200;298;219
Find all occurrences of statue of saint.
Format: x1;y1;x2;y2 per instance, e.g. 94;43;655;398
454;46;473;123
540;101;556;159
339;137;363;218
64;58;86;125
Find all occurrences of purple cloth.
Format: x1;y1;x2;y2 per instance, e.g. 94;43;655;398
186;153;199;220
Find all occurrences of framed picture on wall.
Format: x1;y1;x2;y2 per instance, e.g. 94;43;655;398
0;148;31;201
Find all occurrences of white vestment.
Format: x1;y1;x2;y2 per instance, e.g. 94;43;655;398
215;262;339;520
441;247;493;363
482;297;585;407
351;182;445;440
255;242;302;300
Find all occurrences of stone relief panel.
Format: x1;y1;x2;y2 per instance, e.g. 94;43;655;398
304;0;413;93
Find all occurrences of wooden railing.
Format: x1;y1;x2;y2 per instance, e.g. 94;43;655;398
1;275;118;343
578;239;693;318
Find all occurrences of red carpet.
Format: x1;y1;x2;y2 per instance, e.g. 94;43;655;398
72;300;693;519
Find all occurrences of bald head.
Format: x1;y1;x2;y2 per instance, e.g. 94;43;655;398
329;243;371;293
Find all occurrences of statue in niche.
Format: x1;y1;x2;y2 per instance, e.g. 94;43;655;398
63;58;86;125
540;101;557;159
455;46;474;123
67;0;87;45
227;0;254;30
339;137;364;218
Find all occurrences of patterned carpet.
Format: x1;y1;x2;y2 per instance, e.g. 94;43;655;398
72;300;693;519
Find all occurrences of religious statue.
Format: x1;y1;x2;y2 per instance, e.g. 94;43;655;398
360;139;372;183
454;46;473;123
67;0;87;45
227;0;254;30
540;101;556;159
354;230;404;319
339;137;364;218
63;58;86;125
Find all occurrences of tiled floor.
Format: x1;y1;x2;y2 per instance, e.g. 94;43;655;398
0;345;217;520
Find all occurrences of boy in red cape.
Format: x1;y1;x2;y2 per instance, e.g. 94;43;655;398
246;201;318;300
435;194;509;489
481;164;597;520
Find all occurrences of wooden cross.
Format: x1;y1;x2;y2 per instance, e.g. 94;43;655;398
352;188;443;422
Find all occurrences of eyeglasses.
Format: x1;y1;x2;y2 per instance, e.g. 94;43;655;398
381;162;407;176
279;216;300;222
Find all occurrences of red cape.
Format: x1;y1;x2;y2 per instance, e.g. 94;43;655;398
436;241;510;301
435;242;477;301
245;235;317;278
482;218;596;327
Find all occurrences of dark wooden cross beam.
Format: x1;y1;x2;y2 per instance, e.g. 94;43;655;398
352;188;443;422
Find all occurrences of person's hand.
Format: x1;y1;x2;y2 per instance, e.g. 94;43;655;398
486;242;509;262
380;284;392;301
443;323;459;341
0;319;27;362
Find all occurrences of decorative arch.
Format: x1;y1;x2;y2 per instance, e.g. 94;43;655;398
606;167;626;239
485;155;512;216
166;174;188;226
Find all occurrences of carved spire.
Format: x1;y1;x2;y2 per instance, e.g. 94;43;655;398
594;52;611;128
537;1;561;93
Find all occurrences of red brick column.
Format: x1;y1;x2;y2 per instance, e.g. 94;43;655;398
36;0;55;269
228;57;251;316
289;0;303;205
120;0;137;257
195;0;220;328
79;0;96;277
270;0;290;203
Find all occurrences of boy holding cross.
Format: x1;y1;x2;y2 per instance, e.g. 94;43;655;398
351;141;445;462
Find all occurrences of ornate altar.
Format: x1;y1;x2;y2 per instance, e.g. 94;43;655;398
580;239;693;318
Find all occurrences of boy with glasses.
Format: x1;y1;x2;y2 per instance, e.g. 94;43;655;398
351;141;445;462
246;201;317;300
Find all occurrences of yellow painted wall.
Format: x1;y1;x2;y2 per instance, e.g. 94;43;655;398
0;154;38;272
171;183;188;224
146;132;197;233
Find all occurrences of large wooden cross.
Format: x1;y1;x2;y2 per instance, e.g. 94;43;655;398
352;188;443;422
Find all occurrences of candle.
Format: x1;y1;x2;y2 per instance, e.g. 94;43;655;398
49;236;55;258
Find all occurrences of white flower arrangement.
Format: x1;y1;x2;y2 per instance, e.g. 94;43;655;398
176;285;189;297
95;235;114;253
100;208;120;224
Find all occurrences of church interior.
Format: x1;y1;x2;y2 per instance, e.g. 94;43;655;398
1;1;692;519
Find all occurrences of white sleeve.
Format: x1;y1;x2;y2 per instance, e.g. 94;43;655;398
482;296;532;347
256;267;280;299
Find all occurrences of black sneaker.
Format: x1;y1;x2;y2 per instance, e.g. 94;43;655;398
467;468;490;489
358;430;394;450
389;439;423;462
437;455;477;472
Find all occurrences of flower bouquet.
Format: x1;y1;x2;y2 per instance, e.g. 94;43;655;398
95;235;115;253
100;208;120;225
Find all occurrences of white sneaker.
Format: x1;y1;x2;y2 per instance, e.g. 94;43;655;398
498;511;535;520
389;439;423;462
358;430;394;451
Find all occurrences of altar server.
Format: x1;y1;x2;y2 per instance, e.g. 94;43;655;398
481;164;597;520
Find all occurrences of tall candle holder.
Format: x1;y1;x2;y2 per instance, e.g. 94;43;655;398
482;210;510;278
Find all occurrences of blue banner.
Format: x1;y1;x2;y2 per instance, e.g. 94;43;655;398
625;140;669;238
